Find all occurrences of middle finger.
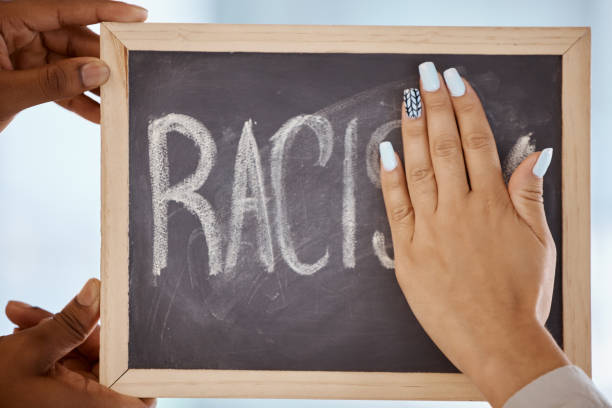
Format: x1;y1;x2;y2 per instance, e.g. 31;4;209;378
419;62;469;202
42;26;99;59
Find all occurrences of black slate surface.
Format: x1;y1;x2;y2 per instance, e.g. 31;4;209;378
127;51;562;372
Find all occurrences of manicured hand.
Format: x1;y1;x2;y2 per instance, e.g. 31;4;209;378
0;0;148;131
379;63;569;407
1;279;156;407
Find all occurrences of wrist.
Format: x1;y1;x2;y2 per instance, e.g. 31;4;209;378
464;318;569;408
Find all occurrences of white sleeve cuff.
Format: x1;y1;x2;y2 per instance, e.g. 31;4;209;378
503;365;611;408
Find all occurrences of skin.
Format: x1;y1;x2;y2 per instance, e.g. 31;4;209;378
0;0;148;131
0;0;155;406
0;0;570;404
1;279;155;407
379;70;570;407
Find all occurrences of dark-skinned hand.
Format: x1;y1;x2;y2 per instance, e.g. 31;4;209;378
0;0;148;131
1;279;156;407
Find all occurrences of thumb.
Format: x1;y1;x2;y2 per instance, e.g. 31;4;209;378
0;57;109;119
508;148;553;242
27;278;100;372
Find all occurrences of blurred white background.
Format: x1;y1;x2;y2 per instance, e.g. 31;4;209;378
0;0;609;407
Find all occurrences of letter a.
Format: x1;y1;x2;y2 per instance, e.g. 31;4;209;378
225;119;275;274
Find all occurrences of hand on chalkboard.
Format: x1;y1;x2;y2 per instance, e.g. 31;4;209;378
0;0;148;132
379;63;568;408
0;279;156;407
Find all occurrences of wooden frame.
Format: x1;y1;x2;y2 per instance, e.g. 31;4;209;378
100;23;591;400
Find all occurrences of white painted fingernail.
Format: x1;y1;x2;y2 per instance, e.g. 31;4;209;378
379;141;398;171
532;148;553;177
443;67;466;97
419;61;440;92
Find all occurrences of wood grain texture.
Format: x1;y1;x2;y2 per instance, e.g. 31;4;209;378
561;28;592;376
104;23;586;55
100;23;130;387
113;369;483;400
99;22;591;399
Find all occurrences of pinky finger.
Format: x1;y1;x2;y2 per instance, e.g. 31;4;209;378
55;94;100;123
379;141;414;242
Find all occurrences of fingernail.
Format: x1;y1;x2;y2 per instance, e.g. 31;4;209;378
419;61;440;92
80;62;110;89
532;148;553;178
403;88;422;119
7;300;31;309
443;68;466;97
76;279;99;307
379;141;398;171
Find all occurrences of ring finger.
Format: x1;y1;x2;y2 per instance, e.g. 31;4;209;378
401;88;437;213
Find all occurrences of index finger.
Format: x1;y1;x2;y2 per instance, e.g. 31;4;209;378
3;0;147;32
42;26;100;59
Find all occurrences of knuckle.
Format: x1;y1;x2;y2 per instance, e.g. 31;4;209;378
433;137;461;158
476;190;508;213
402;121;427;139
409;166;433;183
390;204;414;224
53;309;89;343
426;98;450;114
464;132;494;151
385;171;405;189
515;187;544;204
38;65;69;99
455;100;478;115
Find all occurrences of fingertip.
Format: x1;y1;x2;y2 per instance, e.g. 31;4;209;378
418;61;440;92
532;148;553;178
379;150;408;194
76;278;100;308
379;141;398;172
80;60;110;89
508;150;544;191
442;67;466;97
131;5;149;21
110;2;149;22
523;151;542;166
5;301;14;317
5;300;30;316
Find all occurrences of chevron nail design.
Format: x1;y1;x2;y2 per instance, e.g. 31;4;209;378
403;88;422;119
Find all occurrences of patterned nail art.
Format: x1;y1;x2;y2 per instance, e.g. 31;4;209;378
403;88;422;119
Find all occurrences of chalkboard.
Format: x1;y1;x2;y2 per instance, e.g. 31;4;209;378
126;51;563;373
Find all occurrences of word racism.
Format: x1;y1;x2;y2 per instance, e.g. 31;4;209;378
148;113;399;279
